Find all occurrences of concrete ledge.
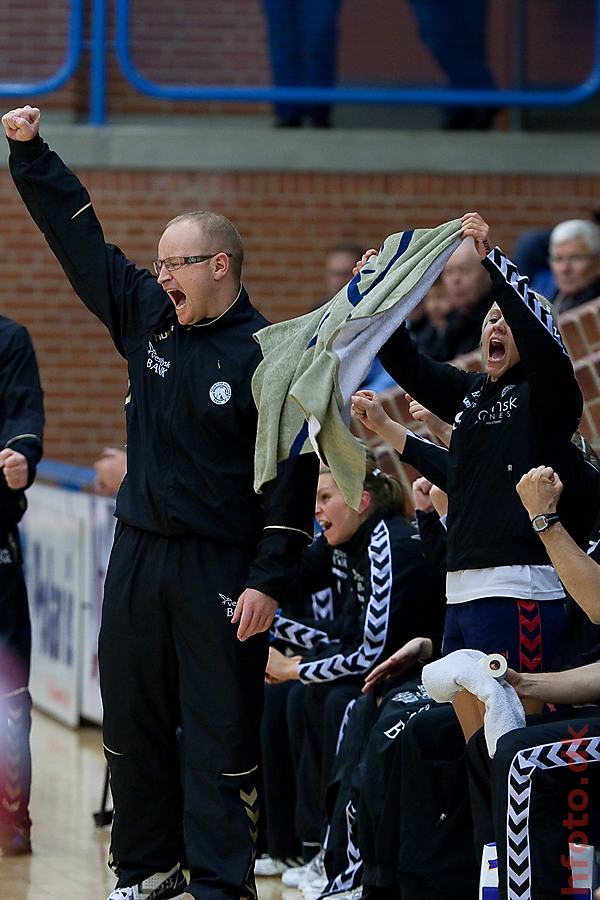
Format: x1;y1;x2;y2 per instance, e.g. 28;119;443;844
3;116;600;174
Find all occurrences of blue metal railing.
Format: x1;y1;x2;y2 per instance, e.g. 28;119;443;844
89;0;108;126
1;0;600;125
114;0;600;111
0;0;84;97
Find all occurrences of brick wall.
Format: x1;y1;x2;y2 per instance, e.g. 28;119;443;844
2;162;600;467
1;1;599;489
564;303;600;449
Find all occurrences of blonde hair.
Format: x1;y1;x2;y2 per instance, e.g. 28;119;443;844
481;290;557;337
320;444;412;523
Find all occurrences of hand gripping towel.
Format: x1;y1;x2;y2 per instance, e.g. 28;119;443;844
252;219;462;510
421;649;526;756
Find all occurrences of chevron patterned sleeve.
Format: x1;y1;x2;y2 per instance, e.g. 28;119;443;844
484;247;567;351
482;247;582;427
297;519;394;684
270;613;333;651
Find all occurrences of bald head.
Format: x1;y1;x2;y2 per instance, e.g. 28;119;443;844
164;211;244;283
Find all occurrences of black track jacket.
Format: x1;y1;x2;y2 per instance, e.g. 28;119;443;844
379;247;600;572
0;316;44;531
8;134;316;601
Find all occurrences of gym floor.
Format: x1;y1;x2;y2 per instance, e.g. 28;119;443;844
0;708;288;900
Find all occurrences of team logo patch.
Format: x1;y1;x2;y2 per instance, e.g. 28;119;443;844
210;381;232;405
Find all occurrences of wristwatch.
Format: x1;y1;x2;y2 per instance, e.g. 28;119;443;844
531;513;560;534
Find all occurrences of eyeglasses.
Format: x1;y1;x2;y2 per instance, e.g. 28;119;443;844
152;253;230;275
549;253;595;266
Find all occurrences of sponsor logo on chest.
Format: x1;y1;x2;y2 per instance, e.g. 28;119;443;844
455;385;518;427
476;389;517;423
147;341;171;378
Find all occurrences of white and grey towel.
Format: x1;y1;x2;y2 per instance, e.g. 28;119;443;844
252;220;462;510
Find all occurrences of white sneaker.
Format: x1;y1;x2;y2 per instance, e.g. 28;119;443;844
254;854;301;877
330;889;363;900
107;863;187;899
305;884;362;900
282;848;325;887
301;874;328;900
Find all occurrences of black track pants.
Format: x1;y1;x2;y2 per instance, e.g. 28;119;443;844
99;523;268;900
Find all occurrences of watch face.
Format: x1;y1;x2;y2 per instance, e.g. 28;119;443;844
532;514;558;533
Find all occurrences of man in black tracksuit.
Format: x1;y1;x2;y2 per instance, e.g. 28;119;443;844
4;105;318;900
0;316;44;857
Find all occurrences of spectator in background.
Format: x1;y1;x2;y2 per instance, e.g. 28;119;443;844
0;315;44;857
439;236;493;359
512;213;600;303
263;0;499;130
262;0;343;127
548;218;600;314
93;447;127;498
407;0;498;130
511;226;555;296
316;243;398;394
410;276;454;361
315;243;365;309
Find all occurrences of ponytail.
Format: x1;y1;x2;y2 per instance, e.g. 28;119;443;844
363;451;412;523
